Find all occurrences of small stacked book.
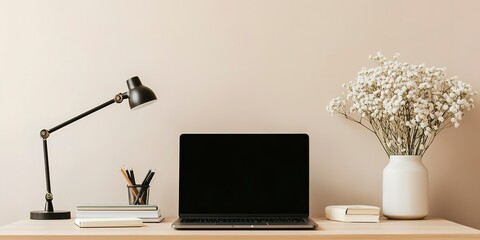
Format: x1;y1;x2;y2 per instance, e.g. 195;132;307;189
325;205;381;223
76;205;163;223
74;218;143;228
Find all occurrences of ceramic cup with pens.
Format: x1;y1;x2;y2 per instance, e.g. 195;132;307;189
127;184;150;205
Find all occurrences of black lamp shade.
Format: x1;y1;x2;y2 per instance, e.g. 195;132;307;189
127;76;157;110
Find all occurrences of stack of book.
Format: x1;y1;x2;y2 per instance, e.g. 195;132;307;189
76;205;163;223
325;205;380;223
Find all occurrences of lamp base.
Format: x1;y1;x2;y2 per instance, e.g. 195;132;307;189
30;210;71;220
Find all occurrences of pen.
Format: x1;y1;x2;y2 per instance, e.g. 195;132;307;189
141;169;152;185
134;170;155;204
145;170;155;185
129;168;136;185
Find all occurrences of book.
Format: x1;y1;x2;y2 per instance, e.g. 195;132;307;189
326;213;380;223
76;209;161;219
325;205;380;223
74;218;143;228
76;205;158;211
326;205;380;215
142;217;165;223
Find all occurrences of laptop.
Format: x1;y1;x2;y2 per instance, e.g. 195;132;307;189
172;133;318;229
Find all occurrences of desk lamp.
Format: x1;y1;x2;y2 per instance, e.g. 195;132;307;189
30;76;157;220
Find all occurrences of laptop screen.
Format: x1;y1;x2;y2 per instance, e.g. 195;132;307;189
179;133;309;217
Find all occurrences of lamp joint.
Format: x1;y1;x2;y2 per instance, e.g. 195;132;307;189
44;192;54;212
45;192;53;201
40;129;50;139
114;93;124;103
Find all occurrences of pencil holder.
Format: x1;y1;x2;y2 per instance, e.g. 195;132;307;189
127;185;150;205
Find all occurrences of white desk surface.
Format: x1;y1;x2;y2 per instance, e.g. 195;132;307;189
0;217;479;240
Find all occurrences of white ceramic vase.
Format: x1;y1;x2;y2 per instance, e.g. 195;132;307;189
382;155;428;219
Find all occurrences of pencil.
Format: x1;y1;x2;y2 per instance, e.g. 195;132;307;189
120;168;139;199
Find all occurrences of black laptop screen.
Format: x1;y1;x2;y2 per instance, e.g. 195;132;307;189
179;134;309;217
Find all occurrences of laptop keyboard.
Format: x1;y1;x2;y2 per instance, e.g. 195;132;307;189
180;217;307;225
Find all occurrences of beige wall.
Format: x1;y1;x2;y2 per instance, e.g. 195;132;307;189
1;0;479;229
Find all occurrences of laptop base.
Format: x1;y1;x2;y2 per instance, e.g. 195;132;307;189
171;217;318;230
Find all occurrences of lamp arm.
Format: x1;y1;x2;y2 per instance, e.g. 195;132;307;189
39;92;128;212
44;92;128;136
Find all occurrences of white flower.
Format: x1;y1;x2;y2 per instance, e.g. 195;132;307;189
326;52;477;156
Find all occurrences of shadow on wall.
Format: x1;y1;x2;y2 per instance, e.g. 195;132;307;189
427;109;480;229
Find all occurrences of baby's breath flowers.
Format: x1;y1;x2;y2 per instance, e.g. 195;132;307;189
327;52;476;156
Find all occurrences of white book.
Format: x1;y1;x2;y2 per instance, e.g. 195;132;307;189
326;205;380;215
76;205;158;211
325;205;380;223
76;209;161;219
74;218;143;228
326;213;380;223
142;217;165;223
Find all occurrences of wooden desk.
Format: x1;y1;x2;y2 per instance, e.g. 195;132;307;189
0;217;479;240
